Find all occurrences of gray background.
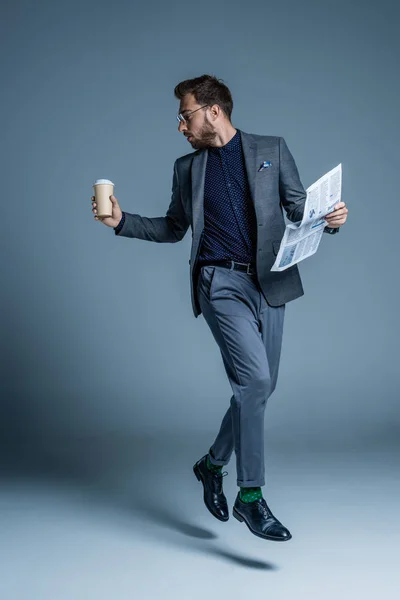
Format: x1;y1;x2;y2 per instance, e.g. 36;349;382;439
1;0;399;597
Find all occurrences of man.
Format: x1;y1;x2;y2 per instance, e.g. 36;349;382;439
91;74;348;542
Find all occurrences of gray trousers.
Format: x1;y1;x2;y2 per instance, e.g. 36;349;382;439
197;265;285;487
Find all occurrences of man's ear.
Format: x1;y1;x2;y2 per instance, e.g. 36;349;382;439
209;104;220;120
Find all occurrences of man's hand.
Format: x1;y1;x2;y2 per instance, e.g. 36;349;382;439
91;194;123;229
324;202;348;228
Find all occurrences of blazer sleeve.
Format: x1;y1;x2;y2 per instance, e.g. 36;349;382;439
114;160;190;242
279;137;339;234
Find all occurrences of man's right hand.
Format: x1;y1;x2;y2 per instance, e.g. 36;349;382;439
91;195;123;228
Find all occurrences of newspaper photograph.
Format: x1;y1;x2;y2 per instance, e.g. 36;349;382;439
271;163;342;272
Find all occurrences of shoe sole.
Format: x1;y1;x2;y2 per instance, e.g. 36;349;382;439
232;507;292;541
193;463;229;522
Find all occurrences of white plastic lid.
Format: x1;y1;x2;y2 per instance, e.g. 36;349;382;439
93;179;114;186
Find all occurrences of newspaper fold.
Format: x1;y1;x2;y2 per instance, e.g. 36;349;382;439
271;164;342;272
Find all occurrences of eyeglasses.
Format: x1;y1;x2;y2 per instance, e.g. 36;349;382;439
176;105;208;124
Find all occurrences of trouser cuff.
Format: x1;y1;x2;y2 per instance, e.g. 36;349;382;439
237;479;265;487
207;447;228;466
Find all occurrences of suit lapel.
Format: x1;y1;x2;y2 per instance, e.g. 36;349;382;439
239;129;258;206
241;129;277;223
191;148;208;238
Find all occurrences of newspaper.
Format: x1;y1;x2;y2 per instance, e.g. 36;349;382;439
271;164;342;272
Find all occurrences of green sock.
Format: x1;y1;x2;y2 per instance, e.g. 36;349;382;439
240;487;262;502
206;454;223;474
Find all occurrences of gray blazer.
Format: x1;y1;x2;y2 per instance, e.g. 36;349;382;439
116;129;338;318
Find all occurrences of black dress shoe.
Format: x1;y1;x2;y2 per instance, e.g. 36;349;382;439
193;455;229;522
232;493;292;541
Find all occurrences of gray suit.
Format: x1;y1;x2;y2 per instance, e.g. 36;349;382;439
116;130;337;318
116;130;337;486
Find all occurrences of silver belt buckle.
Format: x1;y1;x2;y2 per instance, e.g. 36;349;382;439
229;260;235;271
246;263;253;274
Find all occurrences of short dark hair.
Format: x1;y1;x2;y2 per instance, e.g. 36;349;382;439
174;74;233;121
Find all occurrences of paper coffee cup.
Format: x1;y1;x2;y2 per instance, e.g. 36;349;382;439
93;179;114;218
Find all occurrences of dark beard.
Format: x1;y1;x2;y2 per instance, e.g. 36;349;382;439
190;119;217;149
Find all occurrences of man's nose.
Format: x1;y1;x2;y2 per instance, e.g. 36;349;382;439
178;120;187;133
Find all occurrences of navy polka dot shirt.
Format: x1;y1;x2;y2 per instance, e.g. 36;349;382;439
114;129;338;241
114;129;258;263
114;210;125;234
197;129;257;266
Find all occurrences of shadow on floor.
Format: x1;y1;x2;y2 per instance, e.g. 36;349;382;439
0;434;278;571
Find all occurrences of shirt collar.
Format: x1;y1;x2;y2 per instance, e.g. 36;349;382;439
209;129;241;154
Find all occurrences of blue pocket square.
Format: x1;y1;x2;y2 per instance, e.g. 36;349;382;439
258;161;272;171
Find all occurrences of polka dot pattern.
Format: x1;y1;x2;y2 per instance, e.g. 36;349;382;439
206;454;223;474
240;487;263;503
198;129;257;266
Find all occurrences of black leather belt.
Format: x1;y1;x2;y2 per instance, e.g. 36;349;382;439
198;260;257;275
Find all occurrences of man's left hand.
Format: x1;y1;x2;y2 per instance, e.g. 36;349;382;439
324;202;348;228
